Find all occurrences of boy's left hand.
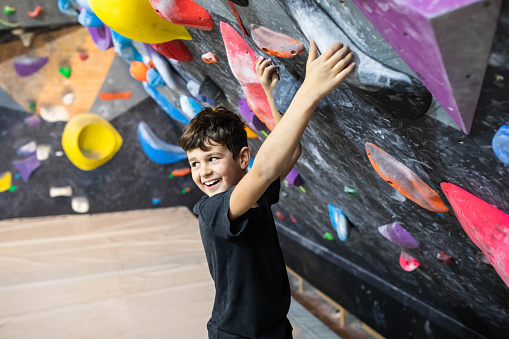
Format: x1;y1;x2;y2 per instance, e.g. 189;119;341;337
256;56;279;94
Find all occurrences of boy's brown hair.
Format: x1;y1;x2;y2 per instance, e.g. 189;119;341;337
179;107;248;159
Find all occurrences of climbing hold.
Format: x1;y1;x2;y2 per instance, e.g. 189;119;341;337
72;197;90;213
149;0;214;30
62;113;123;171
8;185;17;192
89;0;191;43
88;25;114;51
227;1;248;36
152;198;162;205
55;151;64;157
4;6;16;15
179;95;202;121
286;168;304;187
18;141;37;155
221;22;274;129
328;204;351;242
181;187;191;194
201;52;218;63
13;57;49;77
436;251;453;263
79;52;89;61
400;251;420;272
344;186;359;197
99;91;133;101
14;174;20;179
63;92;75;105
0;172;12;192
244;126;258;139
323;232;334;240
366;143;448;213
143;83;190;124
251;26;304;58
169;167;191;177
286;0;432;120
199;76;225;104
441;182;509;288
13;153;41;181
437;213;445;219
58;67;72;78
49;186;73;198
40;105;69;122
187;80;208;103
110;29;142;62
78;8;103;27
238;97;265;131
27;6;43;17
24;115;40;126
378;222;420;249
129;61;149;82
290;214;299;224
146;68;166;87
476;252;491;265
28;102;36;112
492;125;509;165
275;211;285;220
151;40;193;62
20;32;35;47
58;0;79;16
137;121;188;164
36;144;51;161
229;0;248;6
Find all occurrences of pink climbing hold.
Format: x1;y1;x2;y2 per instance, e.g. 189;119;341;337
399;251;420;272
221;22;275;130
441;182;509;288
150;0;214;30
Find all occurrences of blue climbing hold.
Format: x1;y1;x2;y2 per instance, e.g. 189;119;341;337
110;29;143;62
143;82;189;124
493;125;509;165
147;68;166;87
152;198;162;205
328;204;351;242
137;121;188;164
78;8;103;27
179;95;202;121
437;213;445;219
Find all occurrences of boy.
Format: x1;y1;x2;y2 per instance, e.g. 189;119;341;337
179;40;355;338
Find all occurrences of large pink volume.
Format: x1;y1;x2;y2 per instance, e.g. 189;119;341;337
441;182;509;288
220;22;275;130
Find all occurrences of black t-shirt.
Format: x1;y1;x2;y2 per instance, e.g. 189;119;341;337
193;179;292;339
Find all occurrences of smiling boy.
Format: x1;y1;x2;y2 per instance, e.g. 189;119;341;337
179;41;354;339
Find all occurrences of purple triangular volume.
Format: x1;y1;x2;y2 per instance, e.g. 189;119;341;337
378;222;420;249
352;0;502;134
238;97;265;131
286;168;303;187
13;153;41;182
13;57;49;77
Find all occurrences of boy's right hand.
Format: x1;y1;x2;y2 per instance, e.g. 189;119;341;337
300;40;355;102
255;56;279;94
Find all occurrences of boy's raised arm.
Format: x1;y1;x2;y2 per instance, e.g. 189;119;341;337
229;41;355;221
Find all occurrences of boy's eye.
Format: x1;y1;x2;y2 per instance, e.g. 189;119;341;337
191;162;199;167
209;157;218;161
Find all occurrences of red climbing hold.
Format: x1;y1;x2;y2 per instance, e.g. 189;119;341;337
251;25;304;58
399;251;420;272
441;182;509;288
78;52;89;61
275;211;285;220
290;214;298;224
221;22;275;130
436;251;453;263
365;143;449;213
151;40;193;62
149;0;214;30
27;6;42;18
227;1;248;36
201;52;218;63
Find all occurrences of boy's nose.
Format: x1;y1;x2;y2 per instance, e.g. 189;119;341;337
200;166;213;177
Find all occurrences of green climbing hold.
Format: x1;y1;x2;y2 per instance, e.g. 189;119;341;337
169;173;174;178
344;185;359;197
58;67;72;78
261;131;269;137
4;6;16;15
28;101;36;111
323;232;334;240
8;185;16;192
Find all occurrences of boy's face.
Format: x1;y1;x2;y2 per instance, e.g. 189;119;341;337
187;141;250;197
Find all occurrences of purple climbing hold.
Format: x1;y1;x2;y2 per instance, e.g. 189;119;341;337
87;25;113;51
286;168;304;187
24;115;41;126
13;57;49;77
12;153;41;181
238;97;266;131
378;222;420;249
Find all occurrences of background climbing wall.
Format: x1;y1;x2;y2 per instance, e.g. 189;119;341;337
1;1;508;338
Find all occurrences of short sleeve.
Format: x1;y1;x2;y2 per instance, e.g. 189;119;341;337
194;186;250;240
265;179;281;206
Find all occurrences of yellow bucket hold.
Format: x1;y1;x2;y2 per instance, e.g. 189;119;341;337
62;113;123;171
0;172;12;192
88;0;192;43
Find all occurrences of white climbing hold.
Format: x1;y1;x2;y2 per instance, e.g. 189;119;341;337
49;186;73;197
72;197;89;213
62;92;75;105
36;144;51;161
40;105;69;122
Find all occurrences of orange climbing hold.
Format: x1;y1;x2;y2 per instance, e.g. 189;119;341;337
170;167;191;177
99;91;133;101
151;40;193;62
129;61;149;82
150;0;214;30
251;25;304;58
244;126;258;139
365;142;448;213
27;5;42;17
201;52;218;63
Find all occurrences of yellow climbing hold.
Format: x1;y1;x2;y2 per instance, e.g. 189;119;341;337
62;113;123;171
0;172;12;192
88;0;192;43
244;126;258;139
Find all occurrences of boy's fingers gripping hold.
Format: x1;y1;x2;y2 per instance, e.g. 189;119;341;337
320;42;344;62
332;50;354;75
336;61;356;83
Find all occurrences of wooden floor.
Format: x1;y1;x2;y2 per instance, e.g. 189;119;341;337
0;207;214;338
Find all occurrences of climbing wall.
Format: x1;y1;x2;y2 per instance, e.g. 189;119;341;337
1;0;508;338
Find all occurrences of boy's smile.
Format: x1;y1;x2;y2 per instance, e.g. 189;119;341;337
187;142;249;197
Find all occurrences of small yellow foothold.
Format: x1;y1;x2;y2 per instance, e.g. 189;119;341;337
261;131;269;137
0;172;12;192
299;186;306;193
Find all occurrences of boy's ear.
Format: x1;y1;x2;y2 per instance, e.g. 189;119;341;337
238;146;251;170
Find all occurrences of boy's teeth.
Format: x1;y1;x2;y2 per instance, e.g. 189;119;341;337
205;179;219;186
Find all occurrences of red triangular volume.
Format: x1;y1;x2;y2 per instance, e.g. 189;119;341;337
441;182;509;288
150;0;214;30
151;40;193;62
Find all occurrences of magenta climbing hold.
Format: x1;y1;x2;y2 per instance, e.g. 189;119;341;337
13;57;49;77
365;142;449;213
13;153;41;181
221;22;275;130
150;0;214;30
400;251;420;272
251;25;305;58
441;182;509;288
437;251;453;263
286;168;304;187
378;222;420;249
238;97;265;131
